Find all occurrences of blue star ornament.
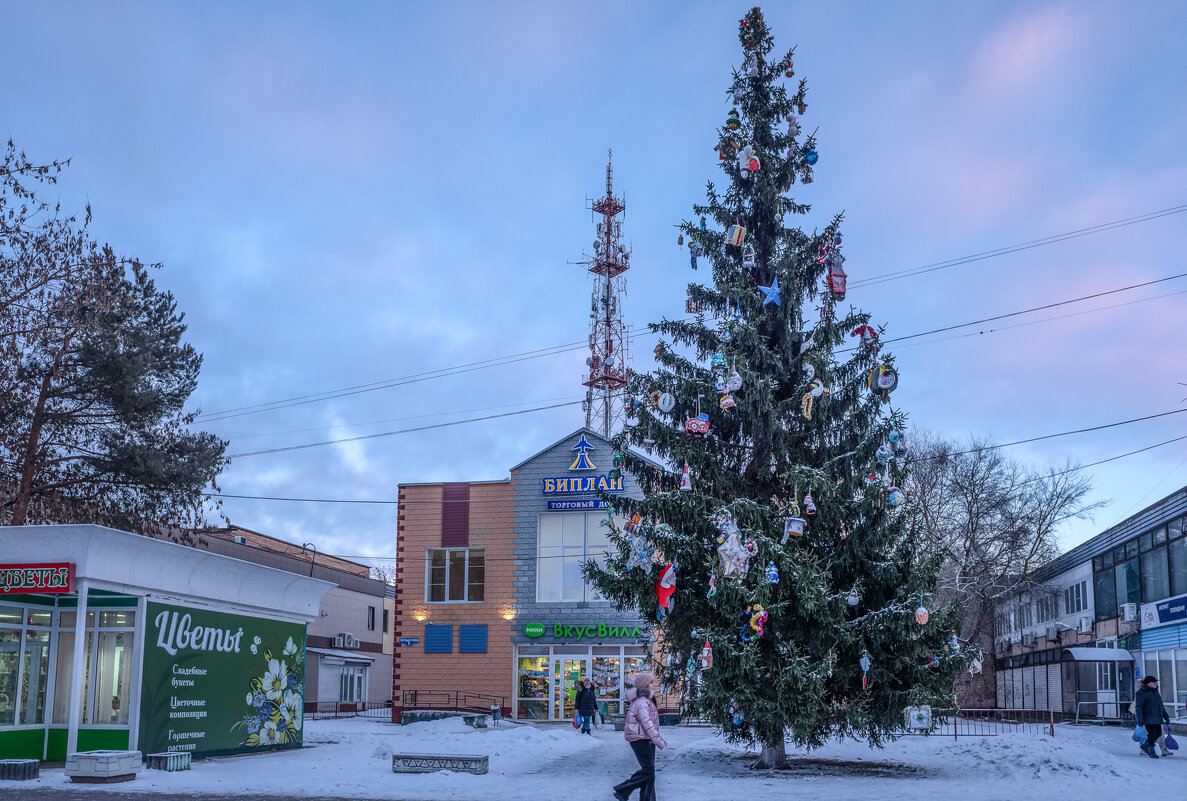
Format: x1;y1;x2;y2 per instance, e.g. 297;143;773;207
570;434;597;470
758;276;780;306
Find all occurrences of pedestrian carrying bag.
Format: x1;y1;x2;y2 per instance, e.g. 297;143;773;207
1166;723;1180;751
572;711;581;729
1132;725;1147;744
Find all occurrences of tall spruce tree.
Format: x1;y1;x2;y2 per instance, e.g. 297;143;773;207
586;8;972;768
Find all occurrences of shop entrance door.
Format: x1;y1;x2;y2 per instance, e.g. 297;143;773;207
552;657;589;721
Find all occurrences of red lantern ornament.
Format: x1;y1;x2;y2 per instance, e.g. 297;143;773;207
827;262;847;299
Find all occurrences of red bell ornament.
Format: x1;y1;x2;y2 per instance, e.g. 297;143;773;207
827;262;847;299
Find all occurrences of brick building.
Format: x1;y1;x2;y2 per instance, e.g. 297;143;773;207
392;429;653;722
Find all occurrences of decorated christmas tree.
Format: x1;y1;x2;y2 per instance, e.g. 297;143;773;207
586;7;973;768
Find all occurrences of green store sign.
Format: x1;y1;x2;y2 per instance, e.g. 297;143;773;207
523;622;644;641
139;601;307;759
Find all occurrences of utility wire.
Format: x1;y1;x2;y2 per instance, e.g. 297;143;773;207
192;205;1187;425
225;400;583;459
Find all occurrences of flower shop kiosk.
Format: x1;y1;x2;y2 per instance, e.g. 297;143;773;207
0;524;333;761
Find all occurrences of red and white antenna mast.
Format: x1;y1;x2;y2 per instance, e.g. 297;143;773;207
579;150;630;438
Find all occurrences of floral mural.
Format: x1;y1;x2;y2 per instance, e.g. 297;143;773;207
235;635;304;747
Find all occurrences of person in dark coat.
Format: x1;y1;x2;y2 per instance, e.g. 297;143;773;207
1135;675;1172;758
575;677;598;735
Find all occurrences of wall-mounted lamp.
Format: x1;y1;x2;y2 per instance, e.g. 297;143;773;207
415;613;427;622
503;611;516;621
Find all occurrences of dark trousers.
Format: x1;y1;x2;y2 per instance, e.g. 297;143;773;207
578;713;592;732
1145;724;1163;751
614;740;656;801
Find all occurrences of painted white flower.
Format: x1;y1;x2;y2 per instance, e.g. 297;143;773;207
260;718;280;745
262;659;288;700
283;636;298;657
245;691;254;706
250;643;258;654
281;690;303;729
253;635;262;645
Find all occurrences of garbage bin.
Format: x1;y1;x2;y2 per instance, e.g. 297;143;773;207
611;714;627;732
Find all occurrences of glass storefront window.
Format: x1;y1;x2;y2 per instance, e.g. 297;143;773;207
1176;650;1187;716
93;632;133;724
517;657;549;700
21;632;50;725
0;608;21;624
26;611;52;627
1115;559;1139;609
1094;569;1117;620
0;628;18;725
537;513;622;602
1170;538;1187;598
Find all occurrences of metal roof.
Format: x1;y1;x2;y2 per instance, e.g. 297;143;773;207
1061;647;1134;662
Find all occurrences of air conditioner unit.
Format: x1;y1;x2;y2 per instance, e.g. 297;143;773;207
232;535;247;545
1078;617;1093;634
332;635;345;648
1046;626;1059;642
341;632;358;649
1022;633;1036;647
1121;603;1138;622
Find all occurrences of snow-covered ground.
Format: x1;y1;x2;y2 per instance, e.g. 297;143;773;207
4;716;1183;800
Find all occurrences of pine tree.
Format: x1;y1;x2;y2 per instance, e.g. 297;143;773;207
586;7;973;768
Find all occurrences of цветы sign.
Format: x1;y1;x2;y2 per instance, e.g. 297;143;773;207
0;563;73;594
139;601;306;759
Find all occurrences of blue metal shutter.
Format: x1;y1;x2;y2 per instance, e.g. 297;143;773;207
458;624;488;653
424;624;453;653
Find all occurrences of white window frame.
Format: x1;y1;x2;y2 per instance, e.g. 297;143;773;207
425;548;485;604
536;512;617;603
1036;595;1058;623
1065;580;1088;615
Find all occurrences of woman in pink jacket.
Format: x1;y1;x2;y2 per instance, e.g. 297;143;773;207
613;672;667;801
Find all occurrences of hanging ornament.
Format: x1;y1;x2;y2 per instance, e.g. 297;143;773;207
711;352;727;368
839;522;851;540
928;653;941;669
714;372;727;393
875;443;893;463
809;379;828;398
915;603;930;625
742;244;756;269
727;369;742;393
739;604;768;641
747;152;760;171
850;324;877;345
801;391;815;420
685;411;710;435
657;392;675;413
686;652;698;675
846;590;859;606
827;262;847;299
948;632;961;653
757;276;780;306
677;234;684;246
729;700;743;727
726;108;741;131
860;651;871;690
863;473;879;486
679;464;693;492
717;525;751;577
707;575;717;599
782;502;806;542
787;115;800;137
626;530;656;571
887;486;905;507
700;640;713;670
888;429;902;444
969;658;983;676
689;239;703;269
804;147;819;165
867;364;899;401
719;393;735;411
727;220;746;247
654;562;677;620
747;54;759;78
699;216;707;232
784;58;794;77
765;561;779;585
802;363;815;382
804;492;817;515
642;436;656;451
893;437;908;459
798;101;807;115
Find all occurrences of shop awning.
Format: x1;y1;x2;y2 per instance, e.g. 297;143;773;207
308;646;376;664
1061;647;1135;662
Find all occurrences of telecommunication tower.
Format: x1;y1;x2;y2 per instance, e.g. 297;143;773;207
578;151;631;438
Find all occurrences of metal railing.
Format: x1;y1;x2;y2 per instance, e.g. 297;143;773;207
909;708;1056;739
400;689;508;714
306;699;393;720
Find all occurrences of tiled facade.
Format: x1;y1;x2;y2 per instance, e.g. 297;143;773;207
392;429;651;722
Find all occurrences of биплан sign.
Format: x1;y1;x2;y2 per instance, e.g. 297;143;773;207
140;601;306;759
0;563;73;594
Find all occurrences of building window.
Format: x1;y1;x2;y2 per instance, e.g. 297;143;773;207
382;609;389;634
1094;570;1117;621
1064;581;1088;614
367;606;376;631
339;666;366;703
1036;595;1058;623
537;512;617;602
1169;537;1187;597
0;605;55;727
1017;604;1034;629
426;548;485;603
1141;546;1170;603
459;624;488;654
51;608;137;726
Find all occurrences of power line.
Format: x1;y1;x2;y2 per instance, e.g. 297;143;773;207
210;408;1187;500
192;204;1187;425
225;400;584;459
848;203;1187;290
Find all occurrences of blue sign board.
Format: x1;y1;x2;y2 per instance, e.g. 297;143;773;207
1141;594;1187;629
542;474;624;494
397;637;420;646
546;499;608;511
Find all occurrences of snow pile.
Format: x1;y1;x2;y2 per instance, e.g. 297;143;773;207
2;718;1181;800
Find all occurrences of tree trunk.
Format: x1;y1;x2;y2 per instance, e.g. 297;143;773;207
10;338;67;525
752;741;790;769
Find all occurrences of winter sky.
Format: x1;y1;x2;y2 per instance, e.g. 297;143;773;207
4;1;1187;565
